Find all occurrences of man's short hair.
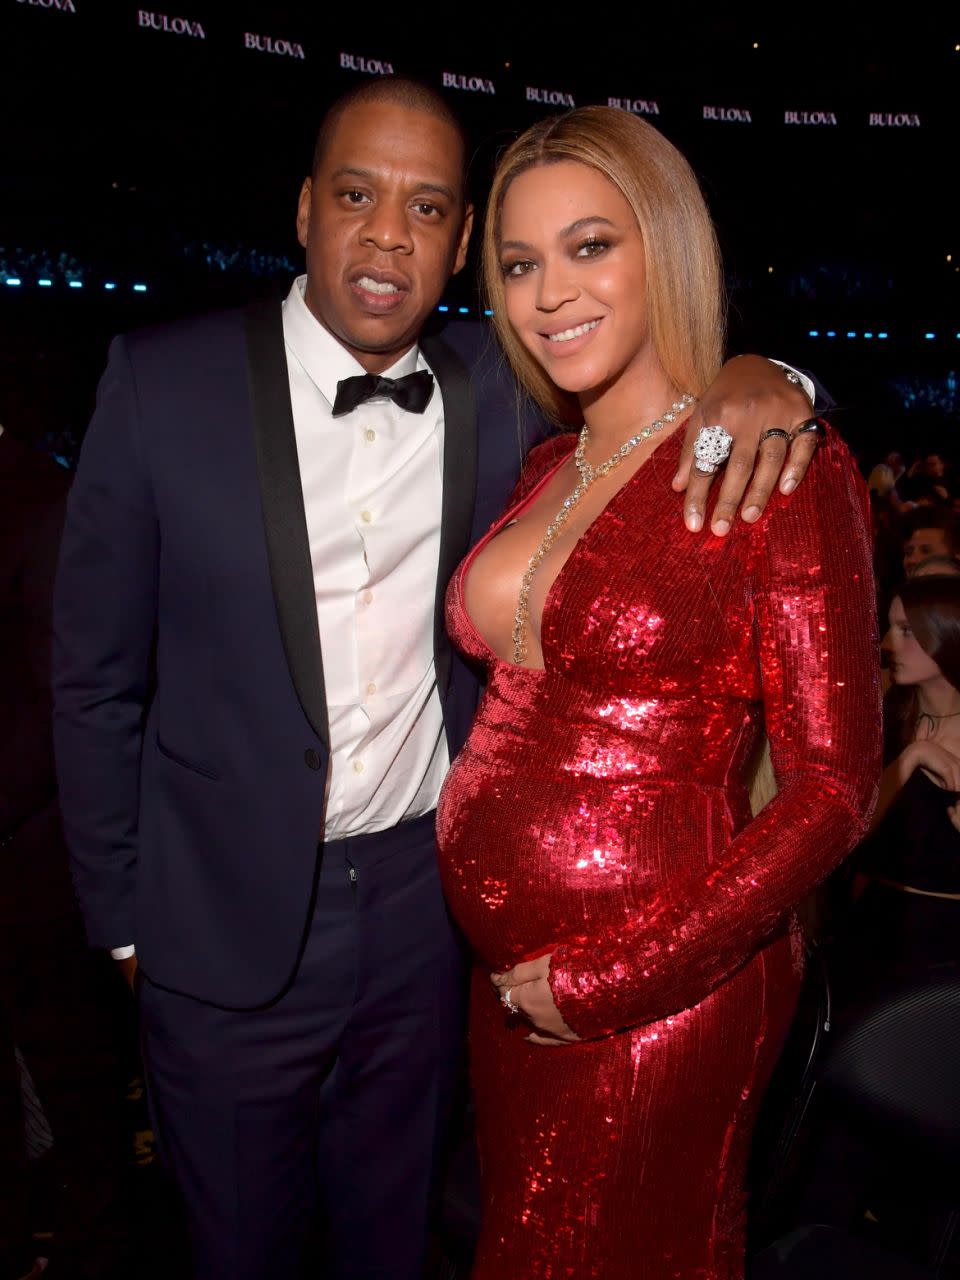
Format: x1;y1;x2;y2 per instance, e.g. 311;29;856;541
902;505;960;553
311;77;470;197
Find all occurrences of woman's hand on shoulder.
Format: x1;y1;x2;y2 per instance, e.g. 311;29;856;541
674;355;819;536
491;955;581;1046
901;738;960;791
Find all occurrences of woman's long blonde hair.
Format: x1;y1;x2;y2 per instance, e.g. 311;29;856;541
481;105;726;426
482;107;778;816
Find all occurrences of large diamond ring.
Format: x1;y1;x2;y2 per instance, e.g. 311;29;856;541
501;988;519;1014
693;425;734;475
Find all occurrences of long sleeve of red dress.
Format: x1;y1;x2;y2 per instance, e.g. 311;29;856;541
547;431;881;1039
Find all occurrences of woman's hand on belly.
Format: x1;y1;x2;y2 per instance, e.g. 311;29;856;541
491;955;581;1046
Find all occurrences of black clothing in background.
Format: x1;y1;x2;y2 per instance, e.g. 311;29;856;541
0;429;72;924
0;430;130;1279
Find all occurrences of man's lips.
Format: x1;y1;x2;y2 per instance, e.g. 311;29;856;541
348;267;411;312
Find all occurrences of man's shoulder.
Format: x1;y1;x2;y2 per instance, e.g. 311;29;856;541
422;319;506;386
117;296;280;370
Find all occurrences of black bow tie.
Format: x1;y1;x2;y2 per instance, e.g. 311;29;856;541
331;370;435;418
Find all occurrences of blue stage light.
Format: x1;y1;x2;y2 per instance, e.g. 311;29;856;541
925;332;936;340
878;332;888;339
846;331;856;338
38;278;52;287
826;330;836;338
68;280;83;289
437;305;449;312
864;332;873;339
104;282;116;291
484;309;494;317
133;284;148;293
458;306;469;314
5;278;22;286
808;330;819;337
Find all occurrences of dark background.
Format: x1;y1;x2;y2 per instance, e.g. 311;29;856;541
1;3;957;462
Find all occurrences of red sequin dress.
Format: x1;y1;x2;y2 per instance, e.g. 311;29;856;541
436;425;881;1279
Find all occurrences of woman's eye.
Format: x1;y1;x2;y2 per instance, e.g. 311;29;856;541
576;238;609;258
503;260;534;277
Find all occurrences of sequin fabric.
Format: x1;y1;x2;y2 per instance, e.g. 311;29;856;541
436;425;881;1279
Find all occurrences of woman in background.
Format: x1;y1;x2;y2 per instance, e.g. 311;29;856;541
848;574;960;989
436;107;881;1279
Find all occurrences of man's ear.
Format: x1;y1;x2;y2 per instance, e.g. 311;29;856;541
296;178;313;250
452;203;474;276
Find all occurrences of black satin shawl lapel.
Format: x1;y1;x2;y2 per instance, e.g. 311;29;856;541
244;300;329;749
422;333;478;698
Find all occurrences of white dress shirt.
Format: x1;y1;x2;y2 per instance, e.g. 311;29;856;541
283;276;449;840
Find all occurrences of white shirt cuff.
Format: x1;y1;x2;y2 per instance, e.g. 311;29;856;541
110;945;136;960
769;359;815;408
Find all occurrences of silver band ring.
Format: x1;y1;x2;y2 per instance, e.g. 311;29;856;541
759;428;791;446
791;418;825;440
501;987;519;1014
693;425;734;475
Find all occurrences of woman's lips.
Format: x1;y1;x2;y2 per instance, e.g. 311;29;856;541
538;317;603;356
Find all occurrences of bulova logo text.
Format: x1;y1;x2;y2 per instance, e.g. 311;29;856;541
703;105;752;123
245;32;305;59
608;97;660;116
339;52;393;75
869;112;921;127
785;110;837;125
138;9;205;37
442;72;496;94
17;0;76;10
526;86;576;107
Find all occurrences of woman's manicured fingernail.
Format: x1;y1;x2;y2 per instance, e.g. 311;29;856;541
686;511;702;532
743;505;761;522
781;476;797;494
712;518;730;536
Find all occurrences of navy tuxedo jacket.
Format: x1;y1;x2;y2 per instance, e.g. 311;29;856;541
53;299;539;1009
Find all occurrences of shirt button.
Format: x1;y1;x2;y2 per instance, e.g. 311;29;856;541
366;682;377;696
361;510;373;524
361;590;373;606
352;759;365;774
304;749;322;771
365;428;376;442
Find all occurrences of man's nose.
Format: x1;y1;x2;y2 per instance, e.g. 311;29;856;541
360;199;414;253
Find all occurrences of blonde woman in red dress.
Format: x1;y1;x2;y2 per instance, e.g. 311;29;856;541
436;107;882;1279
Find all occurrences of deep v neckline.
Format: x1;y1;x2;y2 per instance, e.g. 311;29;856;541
458;426;685;673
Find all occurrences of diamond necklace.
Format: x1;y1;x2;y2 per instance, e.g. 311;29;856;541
511;393;697;665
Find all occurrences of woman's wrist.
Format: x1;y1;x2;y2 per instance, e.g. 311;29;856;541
898;741;920;782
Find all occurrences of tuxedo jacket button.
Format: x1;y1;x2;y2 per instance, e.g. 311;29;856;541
304;749;322;771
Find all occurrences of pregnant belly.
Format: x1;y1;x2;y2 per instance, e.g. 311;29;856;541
436;744;735;971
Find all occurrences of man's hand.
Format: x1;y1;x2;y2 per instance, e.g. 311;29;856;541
673;356;818;535
116;953;138;992
491;955;580;1047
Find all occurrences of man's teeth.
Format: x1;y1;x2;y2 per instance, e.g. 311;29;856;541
547;320;600;343
357;276;400;295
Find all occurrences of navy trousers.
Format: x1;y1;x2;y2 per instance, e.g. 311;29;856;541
139;812;466;1279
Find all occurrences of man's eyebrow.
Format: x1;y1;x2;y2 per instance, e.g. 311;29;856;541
328;166;456;201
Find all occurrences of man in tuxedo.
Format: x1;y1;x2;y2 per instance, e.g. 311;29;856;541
53;78;818;1280
0;425;129;1280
